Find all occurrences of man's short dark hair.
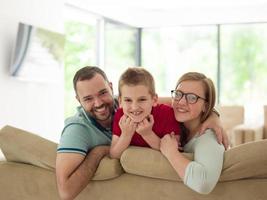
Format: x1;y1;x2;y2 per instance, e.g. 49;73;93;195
73;66;109;93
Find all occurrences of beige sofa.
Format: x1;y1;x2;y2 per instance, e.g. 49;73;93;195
230;105;267;146
217;105;244;146
0;125;267;200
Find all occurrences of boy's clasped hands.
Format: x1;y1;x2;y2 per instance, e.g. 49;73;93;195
119;114;155;138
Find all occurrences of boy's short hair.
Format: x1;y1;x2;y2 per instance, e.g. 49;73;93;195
118;67;156;96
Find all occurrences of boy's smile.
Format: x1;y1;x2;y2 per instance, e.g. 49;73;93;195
119;85;157;123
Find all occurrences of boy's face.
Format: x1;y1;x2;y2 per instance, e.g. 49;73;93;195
119;84;158;123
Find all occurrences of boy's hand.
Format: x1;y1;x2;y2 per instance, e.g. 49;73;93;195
136;114;154;136
119;114;137;137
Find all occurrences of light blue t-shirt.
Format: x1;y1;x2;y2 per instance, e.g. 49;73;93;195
183;129;225;194
57;106;113;156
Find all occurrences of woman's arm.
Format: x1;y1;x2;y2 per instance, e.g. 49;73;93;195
160;130;224;194
183;130;224;194
160;133;190;178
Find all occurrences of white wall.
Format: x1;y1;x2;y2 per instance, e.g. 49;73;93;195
0;0;65;142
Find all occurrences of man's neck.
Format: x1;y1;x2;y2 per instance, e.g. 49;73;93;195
97;117;112;129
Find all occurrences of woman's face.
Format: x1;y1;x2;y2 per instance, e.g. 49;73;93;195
172;80;206;123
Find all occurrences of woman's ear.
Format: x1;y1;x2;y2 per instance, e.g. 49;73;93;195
202;102;208;113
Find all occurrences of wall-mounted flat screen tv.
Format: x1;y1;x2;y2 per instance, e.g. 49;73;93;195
10;22;65;82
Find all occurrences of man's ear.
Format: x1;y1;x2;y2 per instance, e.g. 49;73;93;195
76;95;80;103
152;94;158;106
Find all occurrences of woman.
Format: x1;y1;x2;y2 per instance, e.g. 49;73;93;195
160;72;224;194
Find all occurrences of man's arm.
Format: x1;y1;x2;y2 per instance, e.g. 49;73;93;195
56;146;109;200
199;111;229;150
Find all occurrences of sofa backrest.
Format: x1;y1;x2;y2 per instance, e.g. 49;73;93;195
1;125;267;183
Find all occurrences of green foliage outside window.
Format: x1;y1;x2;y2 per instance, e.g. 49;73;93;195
104;22;137;95
221;24;267;106
142;27;217;96
64;21;96;117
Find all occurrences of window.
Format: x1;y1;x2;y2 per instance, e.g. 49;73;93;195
220;23;267;124
104;22;138;95
142;26;218;96
63;6;267;126
64;20;97;117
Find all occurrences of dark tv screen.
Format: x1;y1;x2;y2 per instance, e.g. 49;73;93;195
10;22;65;82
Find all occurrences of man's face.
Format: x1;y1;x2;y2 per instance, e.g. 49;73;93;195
76;74;114;126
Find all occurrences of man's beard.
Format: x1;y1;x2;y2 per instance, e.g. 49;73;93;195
92;103;113;122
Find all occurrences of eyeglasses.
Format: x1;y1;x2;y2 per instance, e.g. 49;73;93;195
171;90;206;104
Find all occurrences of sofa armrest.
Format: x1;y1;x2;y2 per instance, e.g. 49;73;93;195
0;125;124;180
0;125;57;170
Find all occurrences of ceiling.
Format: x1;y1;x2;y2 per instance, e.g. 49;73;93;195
66;0;267;27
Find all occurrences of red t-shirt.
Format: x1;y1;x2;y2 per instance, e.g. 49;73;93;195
112;104;181;147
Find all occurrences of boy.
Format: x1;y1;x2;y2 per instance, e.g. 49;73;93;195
110;67;181;158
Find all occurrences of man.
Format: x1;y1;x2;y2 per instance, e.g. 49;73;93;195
56;66;117;200
56;66;228;200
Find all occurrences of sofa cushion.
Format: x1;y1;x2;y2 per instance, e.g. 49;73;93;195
220;139;267;181
0;125;123;180
120;146;191;181
121;139;267;182
92;157;124;180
